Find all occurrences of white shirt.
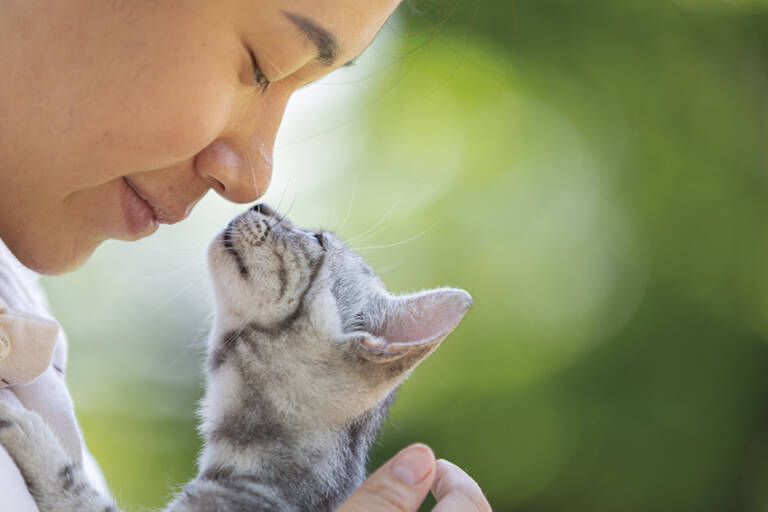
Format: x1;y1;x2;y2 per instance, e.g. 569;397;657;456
0;239;107;511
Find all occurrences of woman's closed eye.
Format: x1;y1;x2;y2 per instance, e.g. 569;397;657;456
247;49;271;94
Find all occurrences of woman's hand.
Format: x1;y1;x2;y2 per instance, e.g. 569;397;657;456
336;444;491;512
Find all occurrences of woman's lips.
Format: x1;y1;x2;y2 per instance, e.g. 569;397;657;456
123;178;189;225
120;178;159;238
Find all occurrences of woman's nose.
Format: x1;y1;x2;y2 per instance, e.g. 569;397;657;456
194;91;288;204
194;137;272;204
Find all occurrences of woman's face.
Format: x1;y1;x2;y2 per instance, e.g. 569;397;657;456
0;0;400;274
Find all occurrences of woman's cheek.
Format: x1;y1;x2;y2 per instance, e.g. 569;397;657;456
133;76;237;167
79;46;241;181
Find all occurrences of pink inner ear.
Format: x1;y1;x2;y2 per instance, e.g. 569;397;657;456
382;289;472;344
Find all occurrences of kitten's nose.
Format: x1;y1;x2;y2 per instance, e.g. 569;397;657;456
251;203;275;217
250;202;294;229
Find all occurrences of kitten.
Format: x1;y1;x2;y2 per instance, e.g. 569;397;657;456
0;203;472;512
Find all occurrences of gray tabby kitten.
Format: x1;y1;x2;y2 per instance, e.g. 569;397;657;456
0;204;472;512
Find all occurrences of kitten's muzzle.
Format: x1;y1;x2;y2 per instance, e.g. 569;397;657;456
251;203;276;217
249;203;294;230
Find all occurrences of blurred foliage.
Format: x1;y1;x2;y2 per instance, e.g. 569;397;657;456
41;1;768;511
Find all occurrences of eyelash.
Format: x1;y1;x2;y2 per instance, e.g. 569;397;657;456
248;49;270;94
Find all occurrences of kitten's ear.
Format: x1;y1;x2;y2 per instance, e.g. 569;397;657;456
352;288;472;369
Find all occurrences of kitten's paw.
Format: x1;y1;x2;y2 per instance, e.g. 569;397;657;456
0;400;58;460
0;401;70;492
0;401;116;512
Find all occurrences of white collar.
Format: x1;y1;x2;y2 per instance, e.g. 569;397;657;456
0;294;60;388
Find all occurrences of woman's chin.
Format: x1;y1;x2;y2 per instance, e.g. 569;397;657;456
116;220;160;242
0;225;105;274
7;219;162;275
11;239;99;275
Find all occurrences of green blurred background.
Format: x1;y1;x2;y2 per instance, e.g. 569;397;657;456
41;1;768;510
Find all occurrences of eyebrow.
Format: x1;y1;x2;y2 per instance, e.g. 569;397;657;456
281;11;341;67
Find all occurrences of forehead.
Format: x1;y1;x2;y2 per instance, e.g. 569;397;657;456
326;247;383;330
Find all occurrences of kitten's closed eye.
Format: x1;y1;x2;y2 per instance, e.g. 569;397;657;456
313;233;326;249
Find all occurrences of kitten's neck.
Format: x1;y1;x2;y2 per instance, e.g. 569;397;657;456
195;369;394;512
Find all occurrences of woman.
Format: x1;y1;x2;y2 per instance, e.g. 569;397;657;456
0;1;491;511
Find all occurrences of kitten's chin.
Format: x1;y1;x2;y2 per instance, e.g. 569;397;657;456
206;234;235;294
205;232;258;321
207;230;241;275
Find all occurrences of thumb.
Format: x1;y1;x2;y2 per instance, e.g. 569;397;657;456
336;443;436;512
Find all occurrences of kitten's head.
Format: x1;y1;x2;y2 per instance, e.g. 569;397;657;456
206;204;471;427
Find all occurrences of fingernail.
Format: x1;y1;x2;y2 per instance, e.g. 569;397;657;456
390;444;434;485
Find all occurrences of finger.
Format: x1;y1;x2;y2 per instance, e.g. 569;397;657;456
336;443;436;512
431;459;492;512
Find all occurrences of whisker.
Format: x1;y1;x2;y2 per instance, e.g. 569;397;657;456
135;259;208;278
166;323;211;370
335;197;355;236
144;273;209;321
373;260;403;275
245;145;260;201
267;171;296;219
351;223;438;252
217;322;250;365
269;192;298;229
269;170;295;225
345;201;399;244
344;221;390;246
142;245;208;253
